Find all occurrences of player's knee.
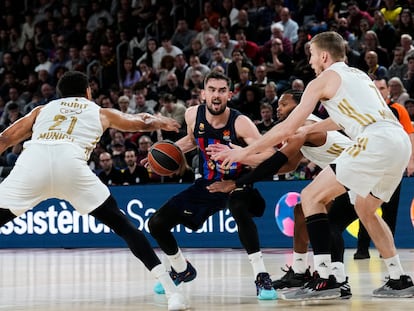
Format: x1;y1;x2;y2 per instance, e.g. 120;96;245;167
148;212;164;236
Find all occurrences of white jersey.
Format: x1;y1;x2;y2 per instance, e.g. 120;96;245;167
300;114;352;168
28;97;102;161
322;62;401;140
0;97;109;216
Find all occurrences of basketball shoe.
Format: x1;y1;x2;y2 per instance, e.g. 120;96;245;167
255;272;278;300
337;277;352;299
167;292;189;311
280;274;341;300
272;265;312;290
373;275;414;298
153;261;197;295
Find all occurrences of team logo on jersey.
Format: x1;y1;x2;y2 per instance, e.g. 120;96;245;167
222;130;231;141
207;159;216;170
198;123;205;134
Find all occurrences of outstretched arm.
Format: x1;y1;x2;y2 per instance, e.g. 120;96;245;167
100;109;181;133
0;106;41;154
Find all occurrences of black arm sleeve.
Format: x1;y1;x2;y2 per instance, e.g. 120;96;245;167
235;151;288;187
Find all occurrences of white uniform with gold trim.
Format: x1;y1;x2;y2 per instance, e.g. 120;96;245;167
0;97;110;215
322;62;410;201
300;114;352;169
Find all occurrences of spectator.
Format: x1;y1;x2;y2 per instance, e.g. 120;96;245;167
264;38;293;93
135;135;153;166
256;102;276;134
184;38;208;64
260;81;279;119
217;28;238;59
184;55;210;90
388;47;408;81
199;33;219;64
0;102;23;129
65;46;84;72
144;7;172;44
194;17;218;49
158;93;187;141
193;1;220;32
86;0;113;33
230;9;256;41
121;149;150;185
275;7;299;44
157;55;177;88
357;30;390;70
227;48;254;86
185;87;202;107
404;98;414;122
401;34;414;63
346;1;374;35
174;54;189;87
234;29;263;66
372;10;397;54
97;152;123;186
256;0;277;44
389;77;410;104
118;95;135;114
350;18;371;53
152;35;182;72
171;19;197;53
98;43;117;90
262;22;293;58
365;50;388;80
232;84;262;123
157;72;190;103
34;49;52;73
134;92;154;114
252;65;269;90
127;23;146;61
403;55;414;98
207;47;231;74
395;8;414;38
231;67;253;100
291;78;305;91
380;0;402;26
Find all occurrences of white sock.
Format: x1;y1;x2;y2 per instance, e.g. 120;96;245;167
313;254;331;279
331;262;346;283
384;255;404;279
167;249;187;273
292;252;308;273
151;264;177;297
248;251;267;277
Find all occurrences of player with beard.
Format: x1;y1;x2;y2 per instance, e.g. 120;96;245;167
148;71;279;300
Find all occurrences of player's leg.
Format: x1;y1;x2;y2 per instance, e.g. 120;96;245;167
354;223;371;259
381;181;401;236
272;202;312;290
228;187;277;300
281;166;346;300
90;195;189;310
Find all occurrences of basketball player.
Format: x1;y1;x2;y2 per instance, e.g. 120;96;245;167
207;89;354;298
148;71;279;300
212;31;414;299
0;71;188;311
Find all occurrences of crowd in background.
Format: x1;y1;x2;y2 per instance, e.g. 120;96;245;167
1;0;414;185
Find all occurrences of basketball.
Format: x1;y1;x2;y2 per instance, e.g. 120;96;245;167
274;192;300;237
147;140;184;176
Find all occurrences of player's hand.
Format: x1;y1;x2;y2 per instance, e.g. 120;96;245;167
140;157;149;168
159;116;180;132
211;147;246;168
206;180;237;193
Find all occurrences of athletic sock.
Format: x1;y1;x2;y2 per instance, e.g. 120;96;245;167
331;261;346;283
384;254;404;279
292;252;308;273
248;251;267;277
167;249;188;273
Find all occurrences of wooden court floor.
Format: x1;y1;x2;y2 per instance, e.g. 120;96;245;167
0;247;413;310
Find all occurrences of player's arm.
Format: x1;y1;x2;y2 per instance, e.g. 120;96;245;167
100;109;180;133
0;106;42;154
174;106;198;153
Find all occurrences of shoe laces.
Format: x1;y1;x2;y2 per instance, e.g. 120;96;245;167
256;273;273;290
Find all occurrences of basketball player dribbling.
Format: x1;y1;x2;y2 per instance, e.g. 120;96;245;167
148;71;279;300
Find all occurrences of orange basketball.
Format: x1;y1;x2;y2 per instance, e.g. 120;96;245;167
148;140;184;176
